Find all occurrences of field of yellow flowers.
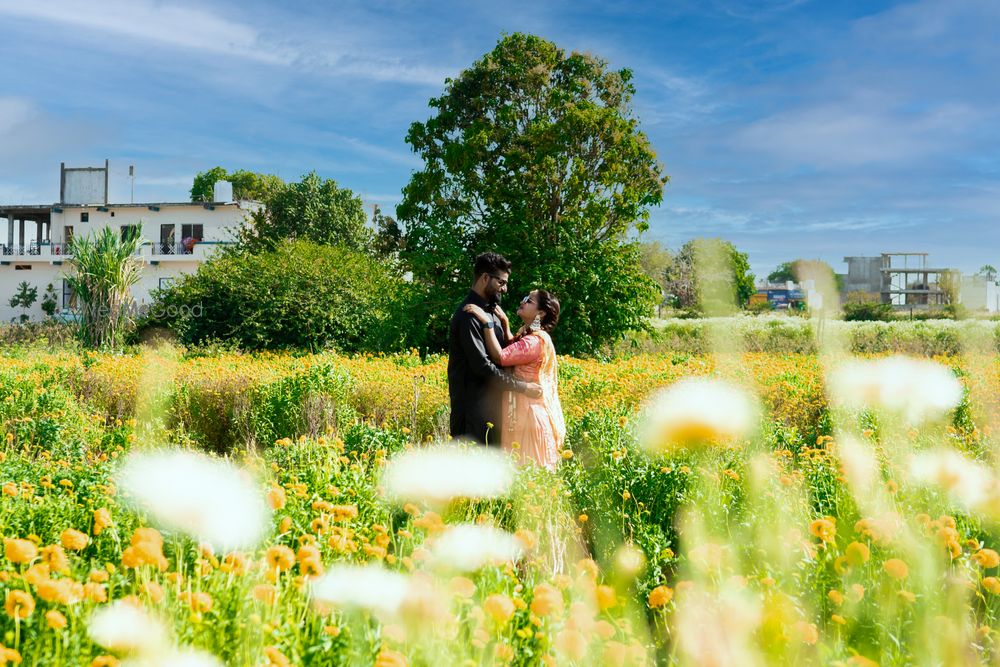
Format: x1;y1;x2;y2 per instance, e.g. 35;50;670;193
2;343;1000;665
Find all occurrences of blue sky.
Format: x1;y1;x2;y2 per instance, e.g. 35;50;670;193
0;0;997;278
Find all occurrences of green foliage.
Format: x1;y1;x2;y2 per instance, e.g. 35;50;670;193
843;300;895;322
238;172;371;254
64;226;144;349
151;240;406;352
767;261;796;283
8;280;38;323
397;32;666;355
664;238;755;312
40;282;58;318
190;166;285;202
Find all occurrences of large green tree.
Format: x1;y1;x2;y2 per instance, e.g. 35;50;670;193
238;172;372;254
397;33;667;355
664;238;755;312
190;167;285;202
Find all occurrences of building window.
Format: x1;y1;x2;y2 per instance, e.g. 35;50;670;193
180;224;203;254
14;265;31;270
110;211;115;217
159;224;176;254
80;212;89;222
62;280;77;309
158;277;175;290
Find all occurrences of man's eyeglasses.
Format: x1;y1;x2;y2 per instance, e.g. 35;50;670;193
488;274;508;288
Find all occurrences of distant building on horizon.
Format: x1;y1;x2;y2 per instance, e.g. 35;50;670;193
0;163;257;322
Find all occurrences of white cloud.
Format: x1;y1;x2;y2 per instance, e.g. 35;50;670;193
0;0;291;64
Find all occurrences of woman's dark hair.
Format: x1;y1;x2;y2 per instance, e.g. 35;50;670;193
473;252;512;280
534;289;560;332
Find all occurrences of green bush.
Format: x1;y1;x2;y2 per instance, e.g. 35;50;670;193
150;240;408;352
842;301;895;321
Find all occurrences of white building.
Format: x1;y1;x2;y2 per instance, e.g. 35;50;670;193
960;274;1000;313
0;163;254;322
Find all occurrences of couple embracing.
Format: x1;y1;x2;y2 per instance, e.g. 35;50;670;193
447;252;566;470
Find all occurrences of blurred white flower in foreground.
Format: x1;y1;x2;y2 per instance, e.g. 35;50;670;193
125;650;224;667
117;449;269;551
311;564;413;617
829;356;962;424
639;378;758;452
88;601;169;656
381;444;515;505
910;449;998;514
430;524;523;571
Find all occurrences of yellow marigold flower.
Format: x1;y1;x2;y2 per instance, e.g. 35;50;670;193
90;657;120;667
23;563;50;586
647;585;673;609
576;558;599;580
809;519;836;543
2;482;17;497
84;582;108;603
46;609;68;629
278;517;293;533
828;589;844;606
263;646;291;667
845;541;870;567
596;585;617;611
0;647;22;664
254;584;278;606
449;576;476;599
180;591;213;613
848;656;879;667
265;545;296;572
374;648;408;667
983;577;1000;595
483;594;516;624
60;528;89;551
92;508;113;536
4;538;38;564
530;583;564;617
36;578;81;605
142;581;165;604
221;552;249;576
831;614;847;625
41;545;70;574
515;529;537;551
578;514;588;523
898;590;917;603
5;589;35;619
561;449;574;460
973;549;1000;569
884;558;909;580
266;486;286;511
555;628;589;660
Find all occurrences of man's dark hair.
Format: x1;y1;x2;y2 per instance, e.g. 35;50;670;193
473;252;512;280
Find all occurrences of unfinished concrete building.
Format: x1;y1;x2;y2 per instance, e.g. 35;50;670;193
841;253;958;308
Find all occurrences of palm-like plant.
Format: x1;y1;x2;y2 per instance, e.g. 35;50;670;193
64;226;144;349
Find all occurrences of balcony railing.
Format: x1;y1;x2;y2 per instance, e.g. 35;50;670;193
0;241;229;259
152;242;198;256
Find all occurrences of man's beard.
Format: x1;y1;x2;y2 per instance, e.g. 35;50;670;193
486;292;501;312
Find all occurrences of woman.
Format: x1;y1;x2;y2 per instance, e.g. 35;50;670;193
464;289;566;470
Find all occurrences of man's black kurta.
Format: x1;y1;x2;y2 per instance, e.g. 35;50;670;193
448;290;529;444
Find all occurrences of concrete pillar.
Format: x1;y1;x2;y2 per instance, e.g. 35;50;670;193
35;220;42;247
17;219;24;252
4;215;11;250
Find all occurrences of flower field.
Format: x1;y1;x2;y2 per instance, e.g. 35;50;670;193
1;344;1000;665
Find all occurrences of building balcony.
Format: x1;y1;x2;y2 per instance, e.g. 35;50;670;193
0;241;232;262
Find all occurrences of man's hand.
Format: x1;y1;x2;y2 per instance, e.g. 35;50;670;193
525;382;543;398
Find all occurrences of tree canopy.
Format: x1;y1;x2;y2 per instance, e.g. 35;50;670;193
238;172;371;254
190;167;285;202
397;33;667;354
664;238;755;313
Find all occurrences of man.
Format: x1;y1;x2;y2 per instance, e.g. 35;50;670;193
448;252;541;444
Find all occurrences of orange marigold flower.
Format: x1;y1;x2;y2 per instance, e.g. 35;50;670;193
530;583;564;617
647;585;673;609
46;609;68;629
973;549;1000;569
5;589;35;619
809;519;836;544
254;584;278;606
83;582;108;603
4;538;38;564
263;646;291;667
884;558;909;580
266;486;286;511
92;508;113;536
90;657;120;667
374;648;408;667
983;577;1000;595
483;594;516;623
265;545;295;572
41;545;70;574
596;585;617;611
60;528;89;551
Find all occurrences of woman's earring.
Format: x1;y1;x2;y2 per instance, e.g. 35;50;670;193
531;315;542;331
